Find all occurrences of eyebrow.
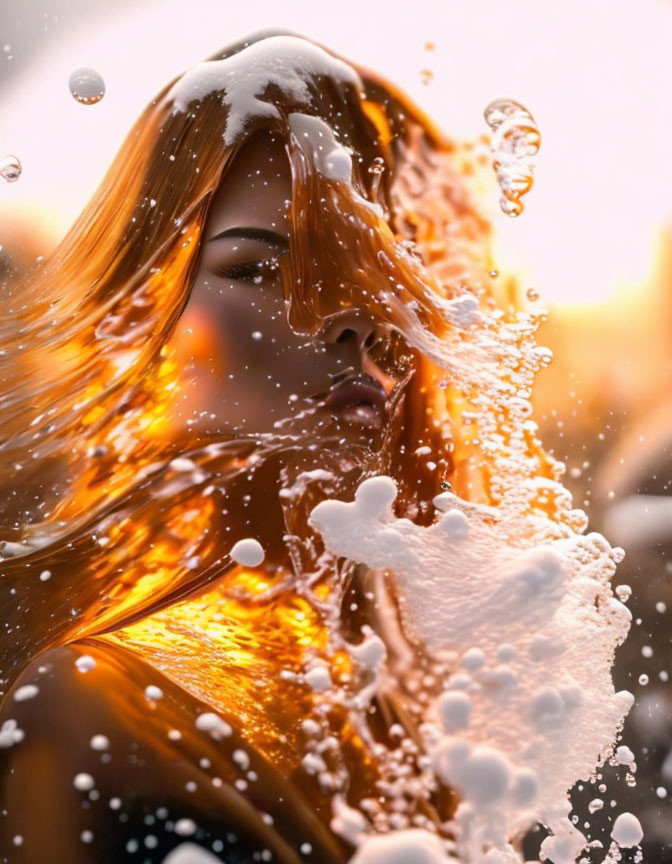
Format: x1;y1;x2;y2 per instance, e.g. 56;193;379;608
208;226;288;246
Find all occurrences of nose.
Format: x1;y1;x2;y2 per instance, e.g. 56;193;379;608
321;311;375;351
320;309;395;396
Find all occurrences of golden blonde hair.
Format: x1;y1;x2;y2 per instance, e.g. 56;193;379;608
0;31;516;682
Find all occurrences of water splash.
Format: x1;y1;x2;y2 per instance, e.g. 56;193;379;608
68;67;105;105
0;32;635;863
0;155;21;183
484;98;540;217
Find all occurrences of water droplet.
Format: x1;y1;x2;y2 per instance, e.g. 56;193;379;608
526;287;539;302
625;772;637;787
0;155;21;182
638;673;649;686
367;156;385;198
420;68;433;86
69;67;105;105
588;798;604;813
484;98;540;217
615;584;632;603
500;196;523;217
144;684;163;701
368;157;385;175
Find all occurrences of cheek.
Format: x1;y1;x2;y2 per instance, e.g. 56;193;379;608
180;277;348;403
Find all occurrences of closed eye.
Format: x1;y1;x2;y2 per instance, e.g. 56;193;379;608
215;250;288;282
216;260;275;281
206;226;288;284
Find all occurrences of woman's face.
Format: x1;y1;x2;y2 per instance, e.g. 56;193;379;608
176;131;395;442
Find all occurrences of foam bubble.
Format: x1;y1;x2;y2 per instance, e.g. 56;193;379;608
611;812;643;847
194;712;232;740
229;538;265;567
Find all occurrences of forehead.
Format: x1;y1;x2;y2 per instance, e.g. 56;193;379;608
205;132;292;240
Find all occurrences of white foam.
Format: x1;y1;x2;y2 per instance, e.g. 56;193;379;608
169;36;360;146
304;663;333;693
330;795;369;846
349;829;449;864
311;476;631;862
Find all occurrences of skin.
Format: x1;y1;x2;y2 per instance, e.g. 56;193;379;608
174;131;392;439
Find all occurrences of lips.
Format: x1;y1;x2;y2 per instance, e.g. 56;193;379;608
324;373;387;426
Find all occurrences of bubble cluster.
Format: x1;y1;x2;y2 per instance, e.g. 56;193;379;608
484;98;540;217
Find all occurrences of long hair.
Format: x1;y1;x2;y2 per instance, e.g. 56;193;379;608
0;31;554;693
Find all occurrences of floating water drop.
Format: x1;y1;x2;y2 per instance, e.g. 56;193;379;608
526;287;539;302
69;67;105;105
367;156;385;175
144;684;163;701
0;155;21;182
484;98;540;217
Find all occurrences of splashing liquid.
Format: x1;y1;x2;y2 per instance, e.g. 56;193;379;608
0;32;629;864
484;98;540;217
0;154;21;182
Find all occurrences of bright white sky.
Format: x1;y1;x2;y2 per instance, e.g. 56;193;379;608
1;0;671;305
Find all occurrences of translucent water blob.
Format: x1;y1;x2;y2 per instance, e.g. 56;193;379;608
0;155;21;182
484;98;540;217
68;67;105;105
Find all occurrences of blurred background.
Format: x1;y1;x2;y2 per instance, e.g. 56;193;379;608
1;0;671;858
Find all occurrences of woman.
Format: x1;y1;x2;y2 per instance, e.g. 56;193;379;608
0;29;554;864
